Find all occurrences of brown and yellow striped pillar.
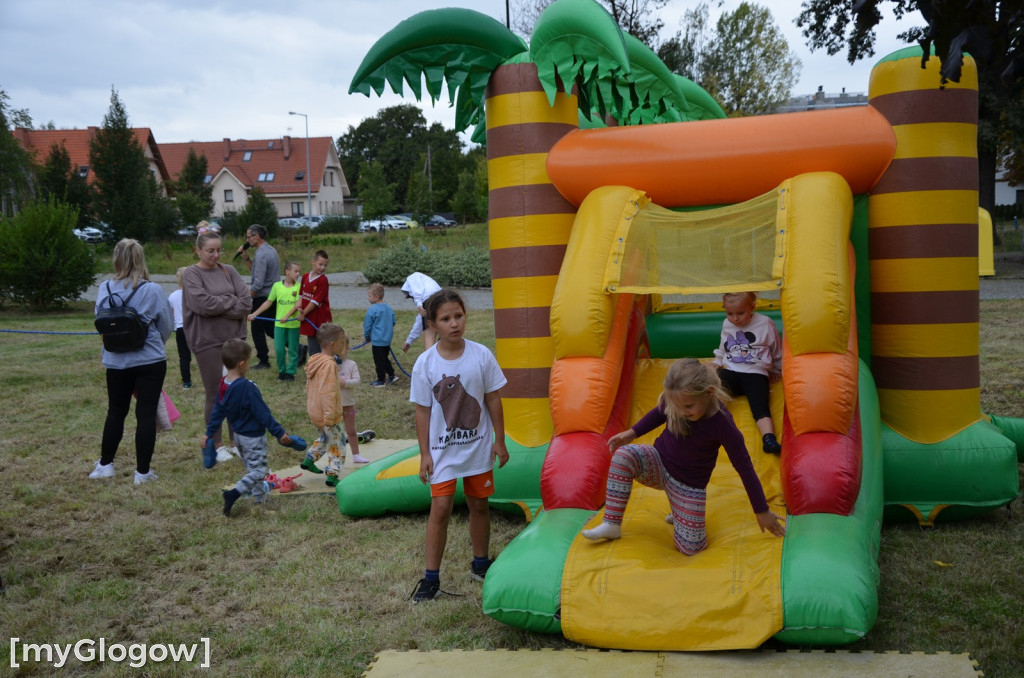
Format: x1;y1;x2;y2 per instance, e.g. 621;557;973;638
867;48;980;444
485;61;579;447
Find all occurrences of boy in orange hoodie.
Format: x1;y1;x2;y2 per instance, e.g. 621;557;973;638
301;323;346;487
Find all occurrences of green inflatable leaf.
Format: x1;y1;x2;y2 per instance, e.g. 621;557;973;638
530;0;630;119
674;74;727;120
349;8;527;131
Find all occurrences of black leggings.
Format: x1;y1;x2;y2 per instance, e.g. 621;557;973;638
174;327;192;383
371;345;395;382
101;360;167;473
718;369;772;421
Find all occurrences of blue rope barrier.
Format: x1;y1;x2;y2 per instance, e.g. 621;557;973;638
0;328;99;336
3;319;415;377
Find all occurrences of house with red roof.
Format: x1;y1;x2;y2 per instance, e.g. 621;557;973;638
160;136;349;219
12;127;350;221
12;126;170;191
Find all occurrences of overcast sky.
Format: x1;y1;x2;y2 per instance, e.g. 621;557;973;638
1;0;916;146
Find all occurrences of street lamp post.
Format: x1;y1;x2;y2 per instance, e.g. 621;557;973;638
288;111;311;219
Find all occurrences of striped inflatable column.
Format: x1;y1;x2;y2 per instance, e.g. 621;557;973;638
485;61;579;448
867;48;980;444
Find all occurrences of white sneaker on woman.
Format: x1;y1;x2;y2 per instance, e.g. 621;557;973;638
89;461;114;479
133;470;158;485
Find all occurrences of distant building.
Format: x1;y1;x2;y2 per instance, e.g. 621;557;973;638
12;126;170;193
775;86;870;113
161;136;350;219
11;127;351;219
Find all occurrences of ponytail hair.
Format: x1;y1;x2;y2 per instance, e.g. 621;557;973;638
659;359;729;437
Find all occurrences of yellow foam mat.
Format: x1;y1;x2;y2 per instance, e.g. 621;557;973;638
223;439;417;495
363;649;982;677
561;359;787;650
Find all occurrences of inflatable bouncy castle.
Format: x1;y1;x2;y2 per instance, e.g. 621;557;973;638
342;0;1024;650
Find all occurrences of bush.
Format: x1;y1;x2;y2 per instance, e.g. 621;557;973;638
431;246;492;287
317;216;360;233
362;239;429;285
0;201;96;309
362;239;492;287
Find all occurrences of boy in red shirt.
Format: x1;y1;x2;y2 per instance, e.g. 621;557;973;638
284;250;331;363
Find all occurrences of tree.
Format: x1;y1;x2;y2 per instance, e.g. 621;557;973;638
37;143;92;227
173;147;213;226
89;88;155;241
338;104;429;211
513;0;669;49
0;200;94;310
235;186;279;238
356;161;396;223
450;168;481;225
406;161;433;226
0;88;36;218
795;0;1024;238
659;2;801;116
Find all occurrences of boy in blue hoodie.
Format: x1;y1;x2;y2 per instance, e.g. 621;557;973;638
202;338;301;516
363;282;398;386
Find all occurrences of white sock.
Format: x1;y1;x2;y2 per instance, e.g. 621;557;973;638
582;522;622;541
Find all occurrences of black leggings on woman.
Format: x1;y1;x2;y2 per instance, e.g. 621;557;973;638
101;360;167;473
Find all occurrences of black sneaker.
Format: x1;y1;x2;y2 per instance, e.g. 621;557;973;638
762;433;782;455
252;362;271;371
470;558;494;582
410;578;441;603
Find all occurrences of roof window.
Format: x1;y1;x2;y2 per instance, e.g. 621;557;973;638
257;172;275;182
295;171;304;181
203;174;212;184
243;151;252;161
78;166;89;177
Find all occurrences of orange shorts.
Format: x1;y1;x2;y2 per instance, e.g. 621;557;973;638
430;470;495;499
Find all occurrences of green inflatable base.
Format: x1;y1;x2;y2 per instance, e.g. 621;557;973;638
336;438;547;520
881;419;1020;525
482;508;594;634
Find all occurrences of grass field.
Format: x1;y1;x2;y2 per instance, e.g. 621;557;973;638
1;233;1022;675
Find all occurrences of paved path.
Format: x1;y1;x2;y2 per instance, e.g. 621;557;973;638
82;263;1024;307
83;272;495;309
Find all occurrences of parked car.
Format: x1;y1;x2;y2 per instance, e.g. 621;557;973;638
425;214;456;227
358;215;408;232
73;226;104;243
279;217;305;229
302;215;325;227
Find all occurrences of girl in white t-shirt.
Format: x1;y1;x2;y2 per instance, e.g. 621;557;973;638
408;289;508;603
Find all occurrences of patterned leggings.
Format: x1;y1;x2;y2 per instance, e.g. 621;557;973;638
305;423;346;478
235;433;269;503
604;444;708;555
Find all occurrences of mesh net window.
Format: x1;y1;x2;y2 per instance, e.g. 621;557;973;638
602;189;785;298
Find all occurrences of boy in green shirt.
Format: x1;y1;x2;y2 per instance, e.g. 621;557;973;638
249;261;302;381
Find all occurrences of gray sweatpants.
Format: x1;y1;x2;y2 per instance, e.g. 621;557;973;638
234;433;269;503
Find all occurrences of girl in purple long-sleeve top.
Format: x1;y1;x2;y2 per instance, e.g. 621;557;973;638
582;359;786;555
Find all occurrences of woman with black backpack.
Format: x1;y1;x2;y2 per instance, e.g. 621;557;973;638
90;239;173;485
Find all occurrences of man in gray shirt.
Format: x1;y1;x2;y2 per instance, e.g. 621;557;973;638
237;224;280;369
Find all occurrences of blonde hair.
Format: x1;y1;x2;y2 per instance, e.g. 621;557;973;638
175;266;187;287
723;291;757;307
317;322;346;350
111;239;150;288
195;230;221;251
368;283;385;300
660;359;730;437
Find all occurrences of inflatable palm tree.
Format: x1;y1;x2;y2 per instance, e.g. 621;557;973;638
350;0;707;447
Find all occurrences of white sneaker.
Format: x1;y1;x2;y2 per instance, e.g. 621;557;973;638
352;454;370;464
89;461;115;479
216;446;235;463
134;470;158;485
